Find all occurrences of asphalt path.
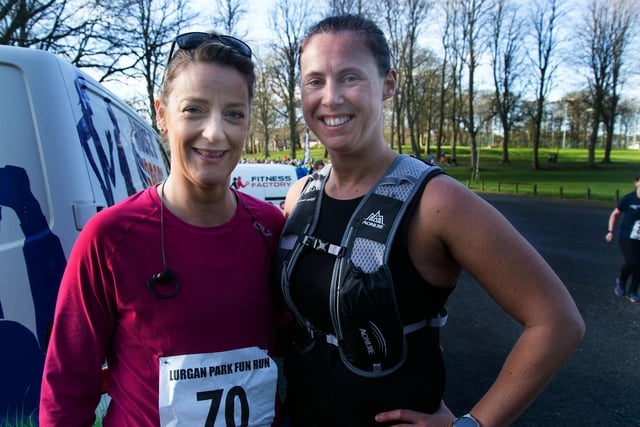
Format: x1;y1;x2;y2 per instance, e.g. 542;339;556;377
441;193;639;426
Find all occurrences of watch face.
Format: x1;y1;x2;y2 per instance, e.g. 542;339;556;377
454;416;480;427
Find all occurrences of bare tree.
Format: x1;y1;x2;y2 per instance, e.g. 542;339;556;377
0;0;113;68
526;0;563;170
1;0;84;48
380;0;433;157
438;0;465;162
380;0;404;152
459;0;493;179
413;50;441;156
325;0;370;16
577;0;640;165
96;0;196;129
489;0;525;164
402;0;434;157
559;91;592;149
253;54;279;159
617;97;639;148
212;0;248;37
268;0;314;160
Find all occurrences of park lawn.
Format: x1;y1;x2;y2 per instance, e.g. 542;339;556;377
258;146;639;204
442;147;639;203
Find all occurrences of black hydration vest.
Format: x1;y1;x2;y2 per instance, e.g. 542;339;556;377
277;155;447;378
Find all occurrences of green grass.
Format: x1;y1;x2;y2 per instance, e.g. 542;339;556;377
0;412;37;427
245;146;640;204
445;147;639;204
2;397;107;427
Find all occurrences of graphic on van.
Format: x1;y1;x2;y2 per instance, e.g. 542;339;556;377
75;76;165;207
230;172;293;190
0;165;65;417
231;175;251;189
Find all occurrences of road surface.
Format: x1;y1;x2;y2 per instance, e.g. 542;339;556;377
441;193;639;426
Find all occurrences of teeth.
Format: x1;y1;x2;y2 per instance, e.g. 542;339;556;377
196;149;223;158
324;116;350;126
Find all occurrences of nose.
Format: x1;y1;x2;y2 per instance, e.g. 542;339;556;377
322;79;344;108
201;113;224;143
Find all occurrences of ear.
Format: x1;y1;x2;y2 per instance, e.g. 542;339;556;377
155;98;167;134
382;69;397;100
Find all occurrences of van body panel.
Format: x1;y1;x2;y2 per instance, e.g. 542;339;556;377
0;46;168;418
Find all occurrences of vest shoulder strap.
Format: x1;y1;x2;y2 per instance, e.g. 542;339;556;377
344;155;441;272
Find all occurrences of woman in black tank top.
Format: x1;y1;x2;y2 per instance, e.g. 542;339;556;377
277;13;584;427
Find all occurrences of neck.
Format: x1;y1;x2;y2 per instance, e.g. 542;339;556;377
158;179;237;227
325;149;397;199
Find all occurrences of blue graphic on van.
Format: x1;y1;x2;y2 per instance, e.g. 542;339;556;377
75;77;119;206
0;165;65;417
105;98;137;196
129;115;166;187
74;76;165;206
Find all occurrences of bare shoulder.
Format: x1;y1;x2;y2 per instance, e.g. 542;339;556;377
407;174;500;287
416;174;500;231
284;175;311;217
412;174;575;317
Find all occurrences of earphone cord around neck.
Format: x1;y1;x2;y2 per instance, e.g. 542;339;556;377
159;182;169;270
146;181;180;299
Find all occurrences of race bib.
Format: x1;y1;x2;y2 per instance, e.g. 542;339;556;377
159;347;277;427
631;220;640;240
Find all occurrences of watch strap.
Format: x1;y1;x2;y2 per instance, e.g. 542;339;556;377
453;413;480;427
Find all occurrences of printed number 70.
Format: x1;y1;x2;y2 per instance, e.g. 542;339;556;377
197;386;249;427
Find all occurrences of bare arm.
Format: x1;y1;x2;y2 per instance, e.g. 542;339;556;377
410;176;584;427
606;208;620;242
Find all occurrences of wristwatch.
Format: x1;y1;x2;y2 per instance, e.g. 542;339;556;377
453;413;480;427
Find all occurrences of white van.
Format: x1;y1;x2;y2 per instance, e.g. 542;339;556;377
0;45;168;418
230;163;299;211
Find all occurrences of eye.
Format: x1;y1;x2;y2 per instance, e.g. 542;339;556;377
226;110;246;121
183;106;203;115
304;77;323;87
343;74;359;84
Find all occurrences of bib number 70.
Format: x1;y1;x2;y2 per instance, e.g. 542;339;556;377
197;386;249;427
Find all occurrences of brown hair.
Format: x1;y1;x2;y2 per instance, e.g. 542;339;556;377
299;14;392;77
160;38;255;103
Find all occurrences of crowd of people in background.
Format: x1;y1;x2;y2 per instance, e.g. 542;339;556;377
427;152;457;167
237;152;458;172
238;157;327;177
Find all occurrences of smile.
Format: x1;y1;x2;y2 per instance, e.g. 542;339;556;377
323;116;351;127
194;148;225;158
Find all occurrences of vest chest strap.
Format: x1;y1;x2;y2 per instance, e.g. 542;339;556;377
301;235;345;257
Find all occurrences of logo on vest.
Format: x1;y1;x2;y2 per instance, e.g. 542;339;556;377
359;321;387;356
363;210;385;229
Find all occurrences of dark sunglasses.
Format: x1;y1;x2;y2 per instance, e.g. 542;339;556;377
167;32;252;61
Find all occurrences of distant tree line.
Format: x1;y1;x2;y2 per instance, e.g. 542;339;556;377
2;0;639;169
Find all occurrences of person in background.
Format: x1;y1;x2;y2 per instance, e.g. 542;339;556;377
276;14;584;427
312;159;326;172
40;31;285;426
606;173;640;303
294;161;309;179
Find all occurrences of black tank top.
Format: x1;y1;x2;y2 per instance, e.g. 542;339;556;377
285;187;452;426
290;188;451;334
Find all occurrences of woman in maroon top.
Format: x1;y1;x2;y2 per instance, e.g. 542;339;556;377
41;32;285;426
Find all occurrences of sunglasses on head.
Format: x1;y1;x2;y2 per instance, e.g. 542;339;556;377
167;32;252;61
